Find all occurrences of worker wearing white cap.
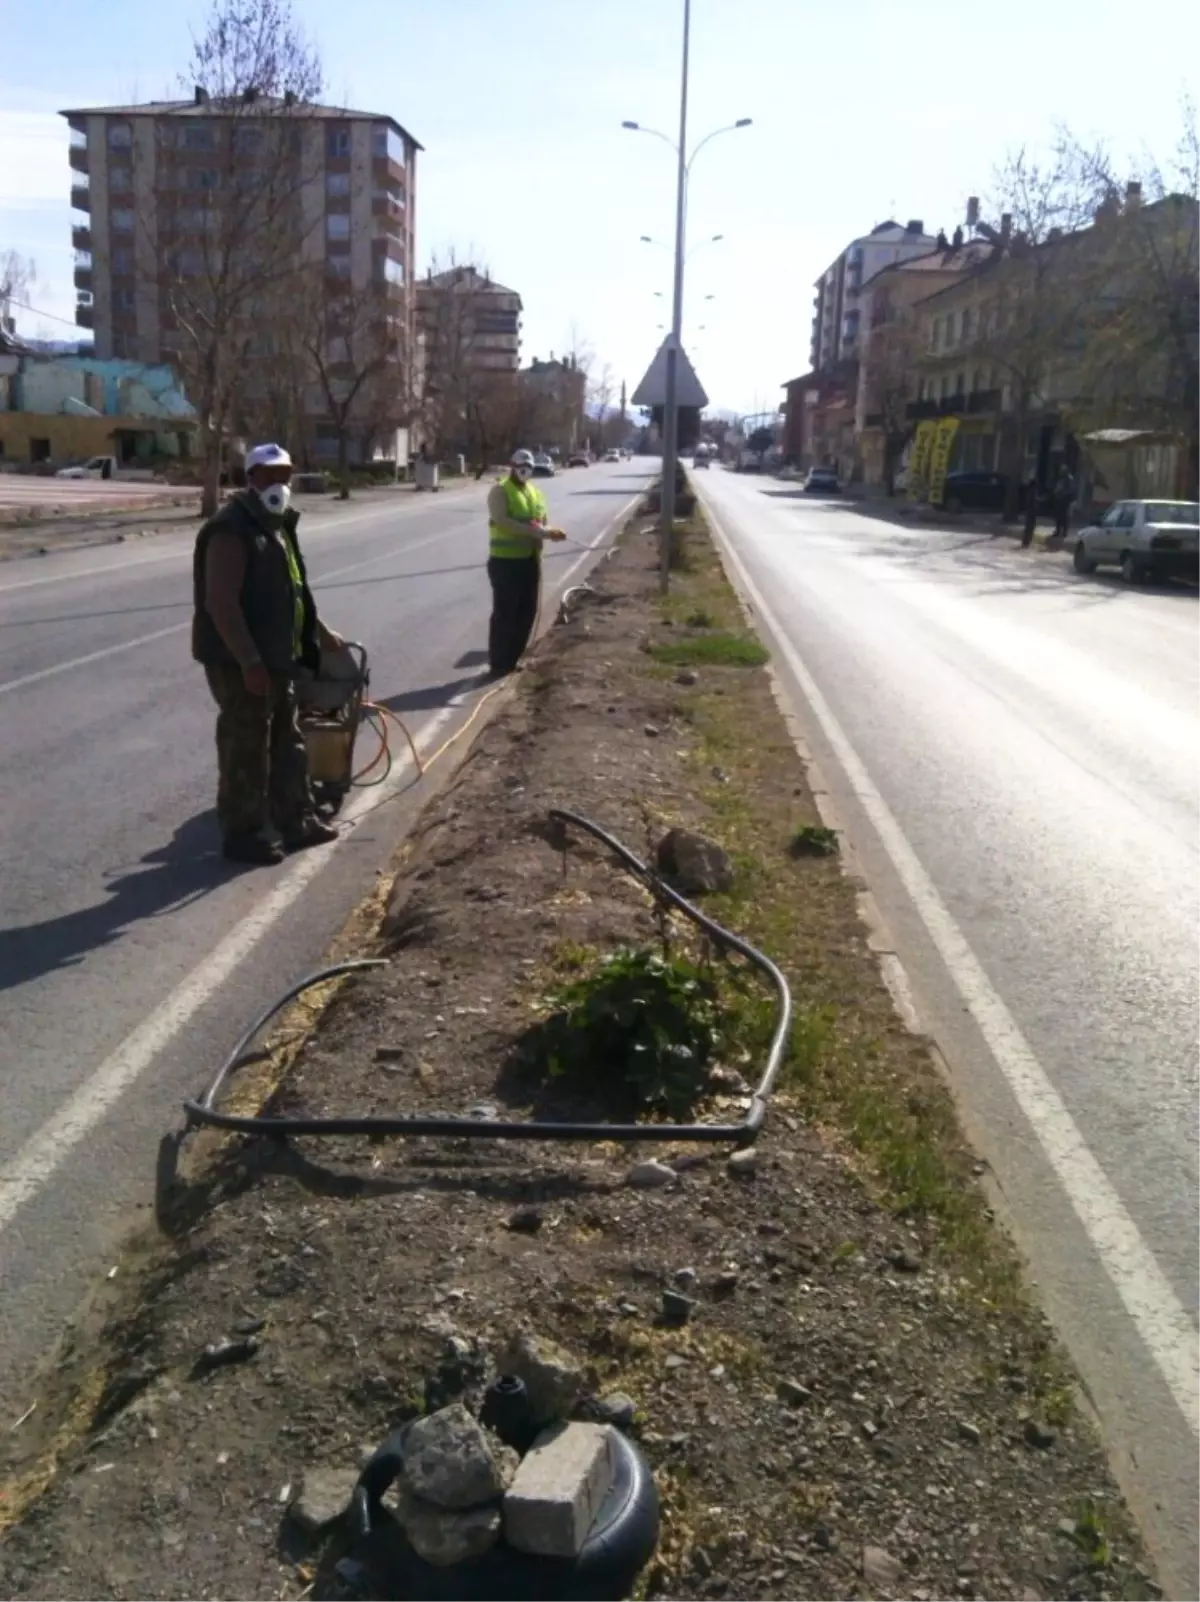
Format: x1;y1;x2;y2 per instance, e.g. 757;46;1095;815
485;448;566;676
191;443;343;866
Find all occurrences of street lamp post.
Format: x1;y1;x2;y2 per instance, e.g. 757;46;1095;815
624;22;750;590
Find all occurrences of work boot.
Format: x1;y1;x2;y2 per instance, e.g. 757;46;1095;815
282;819;340;853
223;832;285;867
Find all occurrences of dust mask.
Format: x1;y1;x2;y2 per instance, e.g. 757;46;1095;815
513;466;531;483
259;482;292;516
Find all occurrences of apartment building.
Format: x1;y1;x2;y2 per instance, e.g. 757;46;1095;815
810;219;939;373
415;267;523;376
60;90;421;460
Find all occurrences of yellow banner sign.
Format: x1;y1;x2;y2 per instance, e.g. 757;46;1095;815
906;419;937;501
928;417;960;506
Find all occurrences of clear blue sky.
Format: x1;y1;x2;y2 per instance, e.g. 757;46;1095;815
2;0;1197;412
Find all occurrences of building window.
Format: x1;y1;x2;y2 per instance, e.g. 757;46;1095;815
177;247;205;275
176;206;210;231
326;171;351;198
955;372;966;395
113;288;136;312
108;122;132;149
378;256;405;286
371;124;406;166
326;336;350;363
326;127;351;158
931;317;941;353
327;256;351;279
326;213;351;241
233;126;262;155
961;306;973;341
180;124;215;151
111;246;134;274
111;208;134;232
110;165;132;192
185;168;220;190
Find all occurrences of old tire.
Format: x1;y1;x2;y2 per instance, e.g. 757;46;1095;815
1073;541;1097;575
351;1424;660;1601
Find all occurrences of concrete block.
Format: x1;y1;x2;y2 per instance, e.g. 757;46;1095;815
503;1421;617;1558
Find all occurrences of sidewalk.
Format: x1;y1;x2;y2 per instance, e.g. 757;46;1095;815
0;476;482;564
0;511;1151;1601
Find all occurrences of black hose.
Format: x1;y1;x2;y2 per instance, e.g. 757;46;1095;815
182;810;790;1145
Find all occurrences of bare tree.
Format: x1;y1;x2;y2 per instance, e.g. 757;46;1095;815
972;146;1101;517
1054;103;1199;494
0;249;36;327
861;296;922;494
416;252;511;464
151;0;324;514
302;269;403;497
588;361;616;451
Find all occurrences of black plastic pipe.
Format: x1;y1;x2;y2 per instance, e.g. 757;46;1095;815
182;809;791;1145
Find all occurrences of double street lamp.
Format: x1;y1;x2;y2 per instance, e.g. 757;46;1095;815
623;9;751;590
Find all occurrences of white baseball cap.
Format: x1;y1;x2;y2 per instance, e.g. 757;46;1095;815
245;442;293;470
511;448;535;467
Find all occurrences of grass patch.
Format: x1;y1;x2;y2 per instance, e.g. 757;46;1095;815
789;824;839;858
650;632;768;669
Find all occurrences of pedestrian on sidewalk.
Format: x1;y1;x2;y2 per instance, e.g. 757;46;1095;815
1052;464;1076;543
486;448;565;678
192;442;344;867
1021;474;1039;547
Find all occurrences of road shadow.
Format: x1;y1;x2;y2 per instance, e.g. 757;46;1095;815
316;559;484;594
565;487;644;497
454;649;489;669
378;674;487;715
0;810;231;996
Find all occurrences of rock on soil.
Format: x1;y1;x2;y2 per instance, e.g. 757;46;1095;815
498;1332;584;1426
288;1465;359;1532
401;1404;518;1510
654;826;734;894
626;1158;676;1188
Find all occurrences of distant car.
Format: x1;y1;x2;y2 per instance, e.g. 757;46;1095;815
567;452;589;468
532;453;555;478
939;470;1008;512
604;447;620;463
1072;499;1199;584
692;449;710;469
803;467;840;494
55;454;117;480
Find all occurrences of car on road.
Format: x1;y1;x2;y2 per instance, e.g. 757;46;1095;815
603;447;621;463
532;453;555;478
1072;499;1200;584
54;454;121;481
940;470;1008;511
803;466;840;495
567;452;590;468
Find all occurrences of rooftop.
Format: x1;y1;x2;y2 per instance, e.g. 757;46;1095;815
60;96;423;150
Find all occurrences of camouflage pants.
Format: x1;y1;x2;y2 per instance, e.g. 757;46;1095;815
204;663;316;839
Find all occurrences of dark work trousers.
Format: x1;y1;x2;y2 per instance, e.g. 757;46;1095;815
487;555;541;675
1053;498;1071;540
204;663;315;840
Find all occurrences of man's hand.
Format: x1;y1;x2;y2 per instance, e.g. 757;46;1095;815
546;526;567;542
242;660;272;697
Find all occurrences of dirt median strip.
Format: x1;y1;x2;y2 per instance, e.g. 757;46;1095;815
0;511;1154;1601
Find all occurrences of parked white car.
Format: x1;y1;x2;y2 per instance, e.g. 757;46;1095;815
1072;499;1199;584
55;454;118;480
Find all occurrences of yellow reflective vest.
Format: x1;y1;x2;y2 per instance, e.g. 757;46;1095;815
489;475;548;559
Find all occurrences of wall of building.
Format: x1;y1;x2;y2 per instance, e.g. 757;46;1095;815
87;114;113;358
0;412;191;465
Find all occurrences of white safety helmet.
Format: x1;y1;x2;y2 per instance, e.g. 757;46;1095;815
511;448;535;469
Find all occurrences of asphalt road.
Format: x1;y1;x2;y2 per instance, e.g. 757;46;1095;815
0;460;655;1411
695;466;1199;1596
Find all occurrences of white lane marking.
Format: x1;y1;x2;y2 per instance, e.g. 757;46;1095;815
0;522;469;699
698;481;1200;1435
0;483;644;1235
0;487;487;597
0;702;455;1235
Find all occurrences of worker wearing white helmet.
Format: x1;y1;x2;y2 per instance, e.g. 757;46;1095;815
485;448;566;677
191;443;343;866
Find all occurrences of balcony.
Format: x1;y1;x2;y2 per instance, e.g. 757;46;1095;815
74;264;93;292
906;388;1004;423
70;181;91;212
75;302;94;329
72;225;91;251
69;143;89;175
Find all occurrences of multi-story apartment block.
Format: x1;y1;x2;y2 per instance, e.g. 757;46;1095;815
810;219;939;373
415;267;522;377
60;90;421;461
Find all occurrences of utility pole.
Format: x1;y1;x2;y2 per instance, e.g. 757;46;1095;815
659;0;691;595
